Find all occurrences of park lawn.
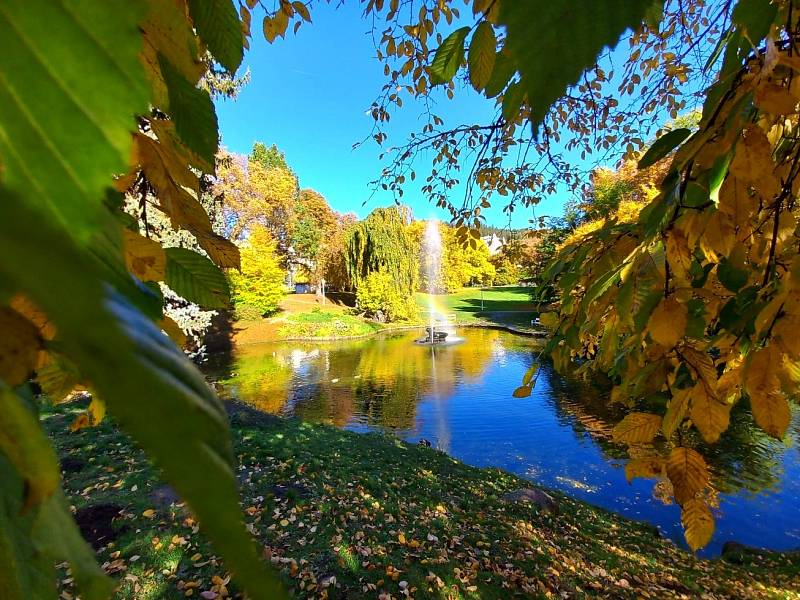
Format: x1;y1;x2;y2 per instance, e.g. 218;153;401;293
234;294;372;344
45;399;800;600
417;287;538;328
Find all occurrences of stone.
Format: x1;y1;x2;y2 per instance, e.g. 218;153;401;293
501;488;559;514
721;541;762;564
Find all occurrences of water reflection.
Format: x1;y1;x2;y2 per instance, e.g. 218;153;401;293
207;328;800;556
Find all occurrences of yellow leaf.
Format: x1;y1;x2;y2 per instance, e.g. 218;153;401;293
729;125;780;198
665;228;692;282
751;389;791;439
624;457;664;482
512;385;532;398
647;297;686;348
666;447;709;504
522;364;538;386
662;389;689;439
773;296;800;357
681;345;718;395
159;316;188;347
143;509;156;518
612;412;662;444
89;397;106;426
681;498;715;551
755;82;798;115
398;532;406;544
687;384;730;444
293;1;311;22
134;133;212;236
538;312;559;327
69;413;91;433
745;346;790;438
123;230;167;282
37;357;81;403
10;295;56;340
468;21;496;91
0;307;42;386
717;177;757;239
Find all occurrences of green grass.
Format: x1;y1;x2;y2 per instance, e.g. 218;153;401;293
278;308;382;339
44;400;800;599
416;286;539;328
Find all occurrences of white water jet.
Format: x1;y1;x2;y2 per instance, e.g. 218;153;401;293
416;219;463;346
423;219;444;330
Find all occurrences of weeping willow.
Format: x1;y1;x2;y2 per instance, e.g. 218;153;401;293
344;206;419;296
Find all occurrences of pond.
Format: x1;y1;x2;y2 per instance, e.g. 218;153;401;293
207;328;800;556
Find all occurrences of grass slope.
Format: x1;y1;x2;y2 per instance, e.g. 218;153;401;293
44;400;799;599
417;286;539;329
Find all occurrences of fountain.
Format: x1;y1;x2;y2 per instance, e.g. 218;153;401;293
415;219;463;346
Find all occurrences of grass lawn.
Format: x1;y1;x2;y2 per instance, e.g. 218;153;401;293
416;287;539;329
45;399;800;599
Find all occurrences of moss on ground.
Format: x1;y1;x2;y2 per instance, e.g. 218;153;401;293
44;400;799;599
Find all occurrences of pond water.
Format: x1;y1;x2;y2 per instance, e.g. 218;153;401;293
207;328;800;556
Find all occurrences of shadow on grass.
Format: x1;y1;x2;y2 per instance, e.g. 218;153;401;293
43;398;800;600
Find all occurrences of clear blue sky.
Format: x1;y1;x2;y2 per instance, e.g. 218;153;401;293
215;2;565;228
214;3;695;228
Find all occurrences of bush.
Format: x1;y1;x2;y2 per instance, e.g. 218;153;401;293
356;269;418;322
234;303;266;322
229;225;286;316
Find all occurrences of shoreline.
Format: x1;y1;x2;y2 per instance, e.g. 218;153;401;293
235;319;549;346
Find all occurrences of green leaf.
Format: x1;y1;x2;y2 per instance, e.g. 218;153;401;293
189;0;244;73
499;0;659;131
638;128;691;169
32;491;116;600
717;260;748;292
732;0;778;46
159;55;219;170
0;0;149;241
468;22;497;91
0;420;114;600
484;49;517;98
634;288;664;332
0;192;284;600
429;26;470;85
165;247;231;309
502;81;525;122
0;385;60;510
0;455;59;599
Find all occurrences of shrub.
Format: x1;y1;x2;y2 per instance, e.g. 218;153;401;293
234;303;266;322
356;269;418;322
229;225;286;316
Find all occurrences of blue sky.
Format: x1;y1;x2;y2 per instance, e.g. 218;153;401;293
215;2;560;228
214;3;693;228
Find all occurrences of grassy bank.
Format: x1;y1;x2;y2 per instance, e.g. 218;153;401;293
45;400;799;599
234;288;541;345
278;309;383;339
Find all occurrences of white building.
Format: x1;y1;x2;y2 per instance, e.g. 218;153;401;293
480;233;505;256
